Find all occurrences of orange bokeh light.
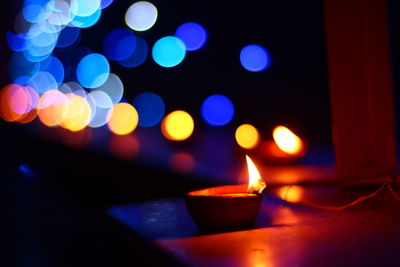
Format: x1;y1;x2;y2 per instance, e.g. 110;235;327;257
61;94;92;132
37;90;69;127
161;110;194;141
272;125;304;155
107;103;139;135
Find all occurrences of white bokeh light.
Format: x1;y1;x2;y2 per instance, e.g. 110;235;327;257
125;1;157;31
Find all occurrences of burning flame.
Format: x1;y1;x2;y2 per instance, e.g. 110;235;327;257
246;155;266;194
272;125;303;155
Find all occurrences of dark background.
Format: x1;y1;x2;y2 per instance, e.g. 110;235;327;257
2;0;400;266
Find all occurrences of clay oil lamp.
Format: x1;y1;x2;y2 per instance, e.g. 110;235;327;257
185;155;266;232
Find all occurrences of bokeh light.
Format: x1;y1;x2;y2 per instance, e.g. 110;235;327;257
152;36;186;68
235;124;260;149
22;0;54;23
88;90;113;109
0;84;38;122
125;1;158;31
61;94;92;132
107;103;138;135
56;27;81;48
92;73;124;105
37;90;69;127
175;22;207;51
272;125;304;155
27;71;58;94
7;31;27;52
101;0;114;9
161;110;194;141
118;36;148;68
133;92;165;127
9;52;40;82
76;53;110;88
201;94;234;126
40;56;65;86
240;44;271;72
103;28;136;61
70;8;102;28
70;0;101;17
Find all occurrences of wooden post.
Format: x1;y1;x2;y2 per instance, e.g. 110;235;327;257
324;0;397;180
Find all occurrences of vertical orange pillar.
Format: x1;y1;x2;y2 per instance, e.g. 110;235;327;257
324;0;397;180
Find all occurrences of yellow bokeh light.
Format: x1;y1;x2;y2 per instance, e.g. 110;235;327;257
61;94;92;132
278;185;304;203
107;103;138;135
37;90;69;127
161;110;194;141
272;125;303;155
235;124;259;149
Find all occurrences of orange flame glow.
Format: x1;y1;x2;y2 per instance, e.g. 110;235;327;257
272;125;303;155
246;155;266;194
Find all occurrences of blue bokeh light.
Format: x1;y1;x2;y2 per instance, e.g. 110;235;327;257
152;36;186;68
175;22;207;51
40;56;64;86
133;92;165;127
76;53;110;88
7;31;26;52
22;0;53;23
119;36;148;68
239;44;271;72
201;94;235;126
103;28;136;61
57;27;81;48
70;8;102;28
9;52;40;81
101;0;114;9
27;71;58;94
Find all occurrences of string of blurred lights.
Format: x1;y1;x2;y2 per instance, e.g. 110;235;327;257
3;0;305;163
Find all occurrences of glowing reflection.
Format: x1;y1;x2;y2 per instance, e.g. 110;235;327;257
118;36;148;68
201;94;234;126
107;103;138;135
104;28;136;61
76;53;110;88
161;110;194;141
109;134;139;160
272;125;303;155
240;44;271;72
235;124;260;149
125;1;158;31
175;22;207;51
37;90;69;127
170;153;195;174
278;185;304;203
133;92;165;127
56;127;92;148
152;36;186;68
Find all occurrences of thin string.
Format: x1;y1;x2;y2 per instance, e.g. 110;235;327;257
305;182;388;211
295;175;400;211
